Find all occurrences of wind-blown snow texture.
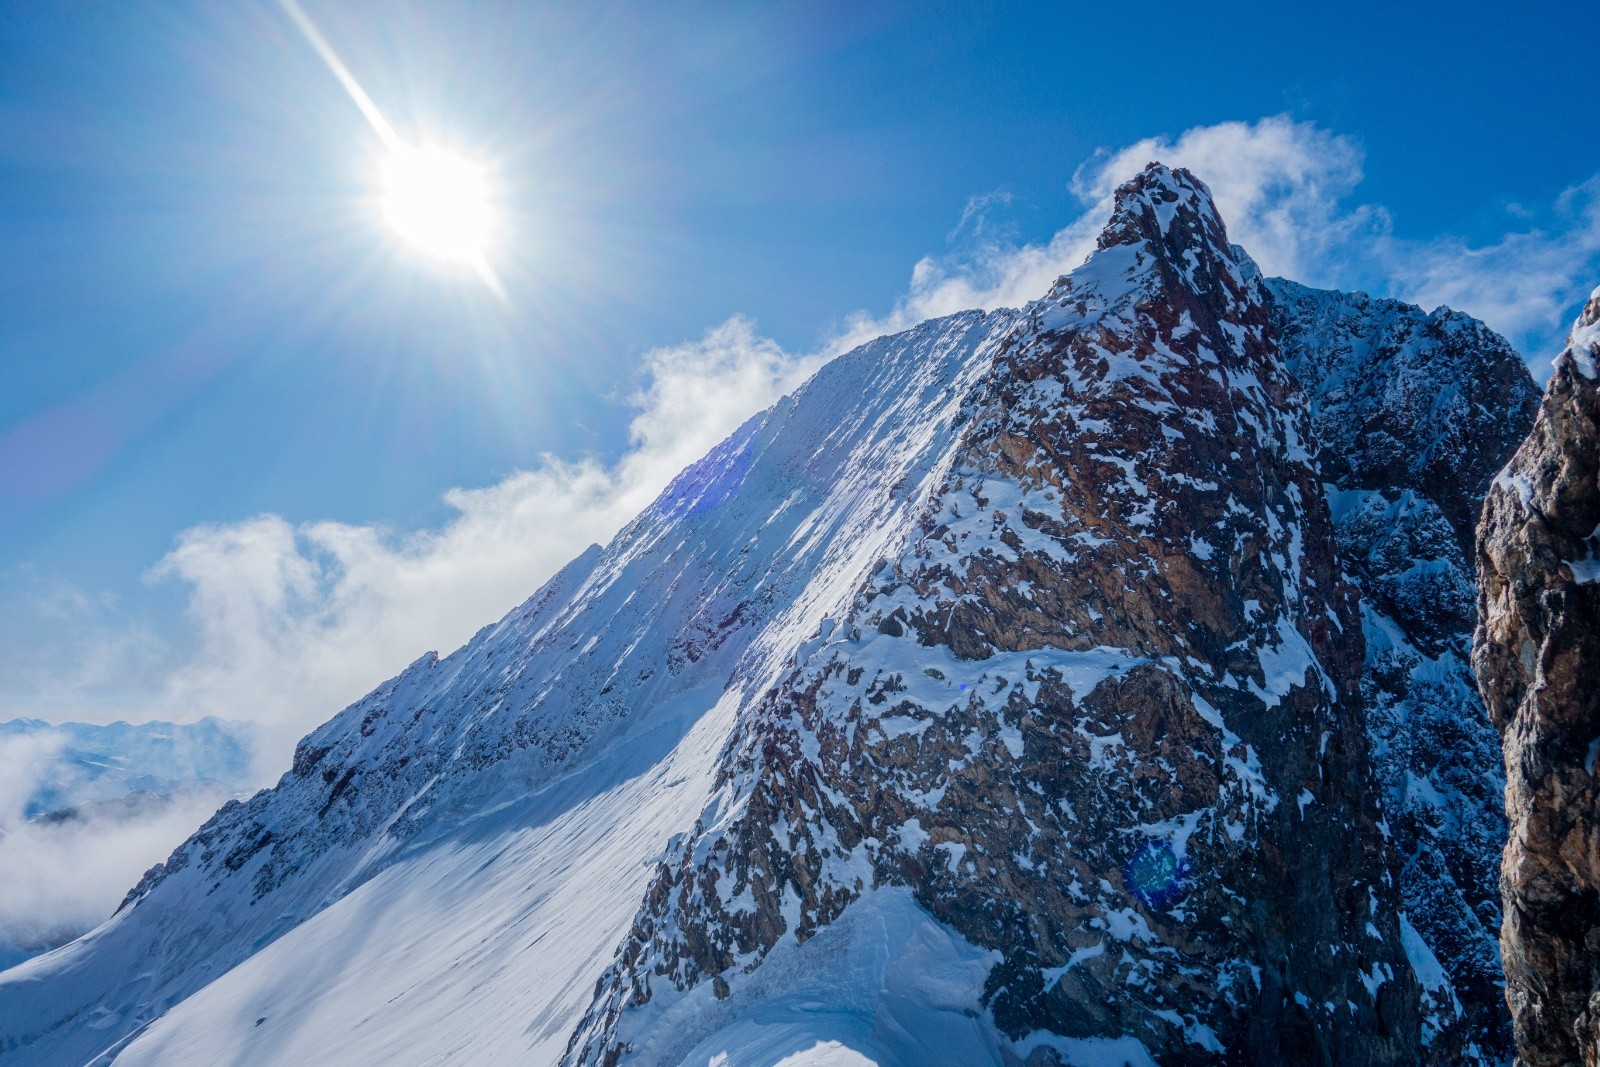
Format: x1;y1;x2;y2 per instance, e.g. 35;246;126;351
0;166;1534;1066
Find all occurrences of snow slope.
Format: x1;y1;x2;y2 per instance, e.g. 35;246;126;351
1;309;1020;1065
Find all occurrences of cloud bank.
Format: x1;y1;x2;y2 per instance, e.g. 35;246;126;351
22;115;1600;781
846;115;1600;358
141;315;824;767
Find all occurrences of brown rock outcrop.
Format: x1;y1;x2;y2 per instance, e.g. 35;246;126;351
570;164;1430;1066
1476;285;1600;1066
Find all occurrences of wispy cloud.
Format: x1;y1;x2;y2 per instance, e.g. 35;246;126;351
841;115;1600;363
1382;175;1600;349
832;116;1383;350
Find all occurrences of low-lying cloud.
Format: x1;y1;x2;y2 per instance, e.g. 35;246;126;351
0;732;234;968
0;793;228;966
144;315;825;768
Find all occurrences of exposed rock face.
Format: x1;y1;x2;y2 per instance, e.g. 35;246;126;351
1477;286;1600;1067
570;166;1429;1065
1271;279;1541;1059
1269;282;1541;557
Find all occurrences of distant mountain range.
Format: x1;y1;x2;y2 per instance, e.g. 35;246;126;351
0;716;257;818
0;716;258;969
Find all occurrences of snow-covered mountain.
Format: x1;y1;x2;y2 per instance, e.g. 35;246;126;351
0;165;1535;1066
0;717;256;819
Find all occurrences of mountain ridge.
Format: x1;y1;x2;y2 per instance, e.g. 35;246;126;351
0;163;1538;1066
571;162;1429;1065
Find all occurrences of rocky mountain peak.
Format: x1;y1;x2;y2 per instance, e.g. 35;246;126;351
1039;161;1266;350
1268;278;1541;1058
1096;163;1227;253
1093;162;1245;300
568;170;1429;1065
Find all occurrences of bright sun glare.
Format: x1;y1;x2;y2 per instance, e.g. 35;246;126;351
279;0;502;288
379;144;495;266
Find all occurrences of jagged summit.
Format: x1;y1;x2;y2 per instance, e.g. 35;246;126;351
1040;161;1262;353
1270;278;1540;552
1095;162;1231;257
0;167;1539;1066
570;171;1424;1065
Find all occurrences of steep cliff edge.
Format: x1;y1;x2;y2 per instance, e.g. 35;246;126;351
1272;278;1541;1058
1477;286;1600;1066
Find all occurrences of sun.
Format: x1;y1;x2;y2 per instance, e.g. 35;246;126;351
379;144;495;266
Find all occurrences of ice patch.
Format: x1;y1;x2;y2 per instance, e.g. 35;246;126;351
1249;616;1319;709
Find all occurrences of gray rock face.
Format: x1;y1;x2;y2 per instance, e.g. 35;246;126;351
1271;279;1541;1060
1269;283;1541;557
1476;286;1600;1067
569;166;1431;1066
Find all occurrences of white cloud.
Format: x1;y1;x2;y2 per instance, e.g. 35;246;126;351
0;732;64;825
1381;175;1600;349
1069;116;1382;287
0;732;233;966
835;116;1380;349
134;315;822;769
843;114;1600;362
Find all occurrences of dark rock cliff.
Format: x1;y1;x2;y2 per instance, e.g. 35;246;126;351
1477;285;1600;1066
1272;278;1541;1059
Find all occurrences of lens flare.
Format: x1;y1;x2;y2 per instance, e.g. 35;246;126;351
279;0;503;292
1124;841;1189;909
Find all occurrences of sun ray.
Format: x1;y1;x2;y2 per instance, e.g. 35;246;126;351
277;0;398;149
278;0;502;294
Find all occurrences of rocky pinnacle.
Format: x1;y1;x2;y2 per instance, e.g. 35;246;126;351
1476;285;1600;1066
569;164;1429;1065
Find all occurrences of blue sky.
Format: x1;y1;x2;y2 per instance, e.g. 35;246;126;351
2;0;1598;743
